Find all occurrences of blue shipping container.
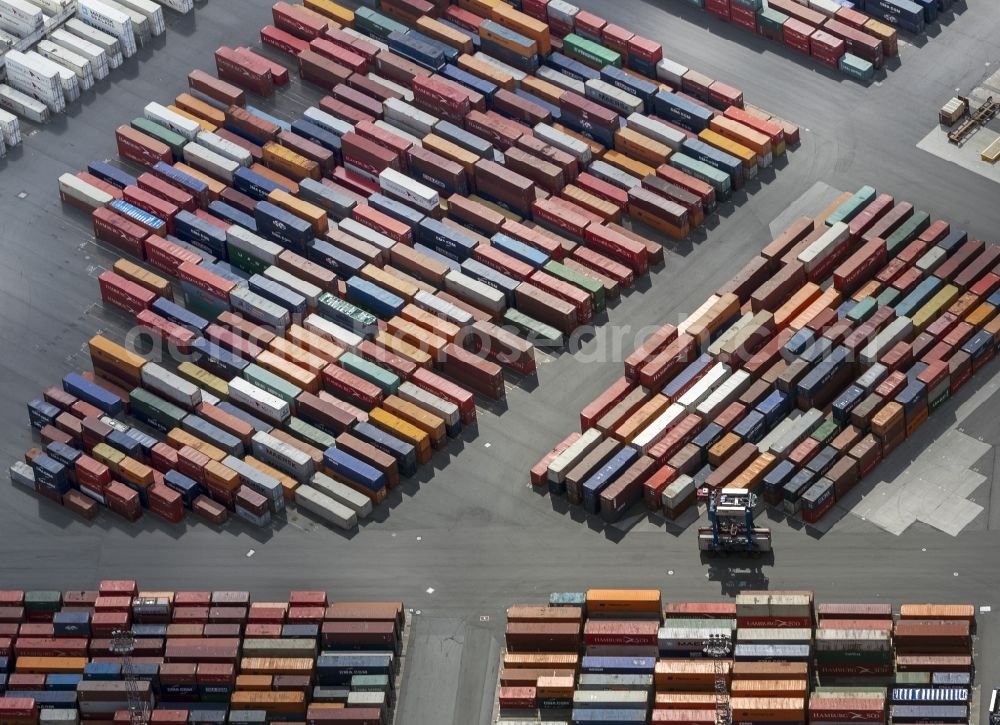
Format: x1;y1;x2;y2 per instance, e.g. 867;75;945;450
345;277;406;319
600;66;658;114
351;421;417;477
546;52;600;82
440;63;498;102
248;274;307;317
209;201;257;232
174;210;228;260
460;259;519;307
417;218;478;261
491;233;549;268
581;447;639;514
152;162;209;206
62;373;124;415
387;30;446;71
234;167;290;200
191;337;251;379
254;201;314;253
308;238;366;279
88;160;137;190
323;447;387;493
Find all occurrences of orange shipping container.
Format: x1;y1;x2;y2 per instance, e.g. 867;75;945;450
362;265;418;302
244;456;299;500
385;318;448;362
267;337;329;374
732;661;810;680
374;330;434;368
175;162;226;200
654;692;718;710
490;3;551;55
368;407;432;463
655;660;731;690
614;394;670;443
174;93;227;127
456;53;516;91
586;589;661;616
113;259;172;297
263;143;320;182
381;395;446;449
256;350;321;393
238;657;314;675
709;116;772;160
268;189;328;235
730;698;806;722
400;304;461;343
898;604;975;621
730;679;809;697
13;657;89;674
168;105;217;133
774;283;822;330
250;163;299;194
168;428;226;462
286;324;345;364
502;652;579;669
229;691;306;714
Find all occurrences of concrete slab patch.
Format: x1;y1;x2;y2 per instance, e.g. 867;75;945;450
917;125;1000;184
919;497;984;537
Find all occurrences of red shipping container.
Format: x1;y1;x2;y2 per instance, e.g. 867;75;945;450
116;125;172;168
783;19;815;53
272;1;327;40
137;172;197;213
705;0;731;21
260;25;310;56
93;207;148;259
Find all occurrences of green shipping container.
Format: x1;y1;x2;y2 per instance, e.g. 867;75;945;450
929;385;950;412
839;53;875;83
502;309;562;346
563;33;622;69
131;117;187;159
285;416;337;451
317;293;378;336
893;673;931;685
243;363;302;407
731;0;763;10
885;211;930;257
227;242;272;276
669;153;732;200
131;387;188;430
827;185;877;226
339;352;400;395
757;8;787;37
876;287;900;308
809;419;840;445
543;260;606;312
847;297;878;324
355;7;409;41
815;686;889;695
350;675;391;692
24;591;62;613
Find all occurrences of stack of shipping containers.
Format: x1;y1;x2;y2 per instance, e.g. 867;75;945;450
0;582;406;725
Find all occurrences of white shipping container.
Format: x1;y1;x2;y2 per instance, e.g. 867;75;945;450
815;629;891;651
342;26;387;52
145;101;199;140
154;0;193;12
0;0;43;33
303;313;362;352
708;313;753;356
263;266;321;309
534;122;591;163
0;133;6;157
398;381;459;429
535;66;586;96
736;628;813;644
98;0;148;44
223;454;284;509
27;51;80;103
374;119;422;149
141;362;202;409
310;471;373;518
78;0;136;58
573;691;648;708
0;83;50;122
367;73;413;103
798;221;849;273
58;173;113;209
303;106;353;137
679;294;721;336
227;225;282;265
0;107;20;145
656;57;688;88
49;28;109;80
677;362;730;411
228;376;291;424
3;50;63;113
474;49;528;83
547;427;603;484
65;17;122;68
382;97;437;138
696;369;752;418
808;0;841;15
861;317;914;366
767;408;822;458
229;287;290;334
25;0;75;15
662;474;695;510
413;290;473;328
547;0;579;25
632;402;684;455
182;142;239;183
0;29;17;49
37;40;95;90
585;78;643;116
251;431;315;484
9;460;36;490
295;486;357;530
114;0;164;35
379;167;439;213
627;112;687;152
337;218;396;254
444;270;505;316
196;131;252;167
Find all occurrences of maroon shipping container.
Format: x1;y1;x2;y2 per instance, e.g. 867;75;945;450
823;18;884;67
514;283;577;336
188;69;245;108
319;95;375;126
116;125;171;168
413;75;472;124
347;73;402;105
440;343;504;400
214;47;273;97
464;319;536;375
322;364;385;409
583;620;658;646
330;83;383;120
374;50;431;89
834;237;887;293
75;171;122;201
341;133;400;180
98;270;155;316
783;18;815;54
584;224;649;276
473;244;533;281
810;30;845;68
465;109;524;151
475;159;535;216
93;207;148;259
309;38;366;75
530;269;593;324
849;193;894;241
260;25;310;57
504;622;580;652
137;172;197;213
559;91;621;136
123;185;179;233
638;334;697;391
953;244;1000;290
493;88;552;126
323;27;380;65
298;49;351;92
272;1;327;40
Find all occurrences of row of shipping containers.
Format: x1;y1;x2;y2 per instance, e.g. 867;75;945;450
0;0;195;128
496;589;974;725
533;182;1000;527
694;0;953;82
0;582;406;725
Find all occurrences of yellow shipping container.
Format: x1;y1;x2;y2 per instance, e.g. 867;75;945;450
230;691;306;714
256;349;321;394
263;143;321;182
913;284;960;332
490;2;550;55
375;331;434;368
521;75;566;106
174;93;227;128
615;126;671;167
710;115;772;160
91;442;125;473
699;128;757;171
303;0;353;26
502;653;579;670
614;394;670;443
285;324;345;364
167;428;226;462
234;675;273;691
15;657;89;674
113;258;171;297
238;657;315;676
119;457;154;487
369;407;432;463
416;16;475;54
561;185;621;224
400;304;461;343
422;133;480;176
177;362;229;398
458;0;503;16
964;302;997;328
382;395;446;448
268;337;329;374
88;335;146;387
268;189;328;235
204;460;241;491
174;162;225;201
586;589;662;615
362;264;419;302
244;456;299;500
601;150;655;180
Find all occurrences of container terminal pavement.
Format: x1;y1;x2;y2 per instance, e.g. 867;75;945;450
2;0;1000;724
